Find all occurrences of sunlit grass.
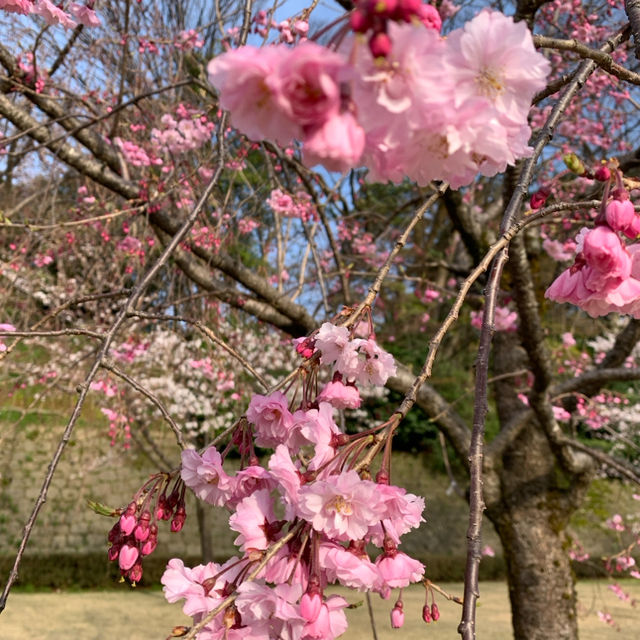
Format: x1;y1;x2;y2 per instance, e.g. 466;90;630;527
2;581;639;640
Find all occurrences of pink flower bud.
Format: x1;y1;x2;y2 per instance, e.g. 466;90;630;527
431;602;440;621
416;3;442;31
422;604;432;623
372;0;398;16
134;510;151;541
118;544;139;571
595;166;611;182
119;513;136;536
390;601;404;628
108;544;120;562
394;0;422;21
140;533;157;556
301;591;323;623
605;198;636;236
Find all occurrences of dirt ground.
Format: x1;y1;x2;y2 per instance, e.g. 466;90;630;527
1;581;639;640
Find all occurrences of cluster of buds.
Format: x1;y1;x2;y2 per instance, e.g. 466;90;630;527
107;472;186;584
350;0;442;58
421;579;441;624
530;161;614;210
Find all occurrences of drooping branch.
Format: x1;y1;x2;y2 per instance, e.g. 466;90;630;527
0;117;228;613
458;241;509;640
100;357;187;450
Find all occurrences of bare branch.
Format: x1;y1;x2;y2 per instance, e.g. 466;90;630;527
100;357;186;450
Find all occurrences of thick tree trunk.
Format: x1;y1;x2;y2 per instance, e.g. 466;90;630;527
195;499;214;563
486;422;592;640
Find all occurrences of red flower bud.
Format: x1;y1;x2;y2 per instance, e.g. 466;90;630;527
127;562;143;584
530;187;550;210
369;31;392;58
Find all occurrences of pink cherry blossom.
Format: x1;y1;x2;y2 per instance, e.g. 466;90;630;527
369;484;425;545
302;111;365;173
276;42;346;128
263;544;310;589
319;542;383;592
353;338;397;385
34;0;77;28
229;464;274;506
315;323;351;366
229;489;280;552
375;548;425;588
0;0;31;14
68;3;100;27
181;447;236;506
302;595;349;640
317;380;362;409
294;402;342;470
267;445;302;518
162;557;242;618
297;470;385;541
236;581;305;640
207;46;296;144
246;391;294;448
581;226;630;291
442;10;549;122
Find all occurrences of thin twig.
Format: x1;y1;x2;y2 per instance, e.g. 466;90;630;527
425;579;464;605
365;592;379;640
345;183;449;327
0;112;228;614
100;358;186;450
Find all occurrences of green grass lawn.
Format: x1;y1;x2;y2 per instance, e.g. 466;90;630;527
1;581;639;640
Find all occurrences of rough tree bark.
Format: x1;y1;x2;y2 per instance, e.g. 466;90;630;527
486;420;593;640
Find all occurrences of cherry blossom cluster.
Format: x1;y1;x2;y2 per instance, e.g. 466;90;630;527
151;108;215;156
349;0;442;58
207;9;550;187
545;178;640;317
267;189;317;222
107;472;186;584
252;9;309;43
160;320;432;638
91;325;296;443
0;0;100;28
